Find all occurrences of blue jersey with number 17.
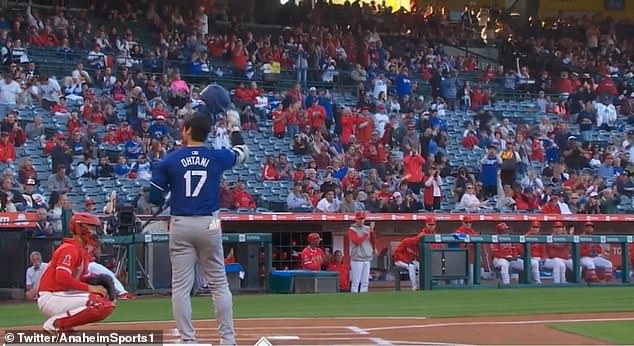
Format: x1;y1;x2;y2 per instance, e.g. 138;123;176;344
151;146;237;216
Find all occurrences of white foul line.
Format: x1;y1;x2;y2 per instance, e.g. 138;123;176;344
347;326;369;335
369;337;392;345
102;316;428;326
364;317;634;332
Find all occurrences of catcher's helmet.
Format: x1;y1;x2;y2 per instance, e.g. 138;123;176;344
70;212;102;247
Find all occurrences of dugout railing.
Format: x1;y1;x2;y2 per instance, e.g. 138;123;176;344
419;235;633;291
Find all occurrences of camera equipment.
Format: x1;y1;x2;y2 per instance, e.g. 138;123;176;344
115;204;137;235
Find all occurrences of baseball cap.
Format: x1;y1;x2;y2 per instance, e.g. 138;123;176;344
590;191;599;198
355;211;366;220
496;223;510;232
584;221;595;227
463;215;473;222
156;115;165;121
25;178;36;185
553;221;565;228
85;198;96;205
392;191;402;198
426;216;436;225
568;135;577;141
531;221;541;227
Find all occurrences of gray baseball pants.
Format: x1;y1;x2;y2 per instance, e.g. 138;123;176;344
170;215;236;345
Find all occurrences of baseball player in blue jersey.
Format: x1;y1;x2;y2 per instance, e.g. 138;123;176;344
150;109;248;345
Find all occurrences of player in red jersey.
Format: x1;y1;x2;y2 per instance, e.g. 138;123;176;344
545;221;573;284
490;223;519;285
393;234;423;291
37;212;114;333
301;233;327;271
579;222;613;282
510;221;544;284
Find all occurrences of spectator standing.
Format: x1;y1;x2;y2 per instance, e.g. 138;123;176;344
480;146;501;197
36;74;61;110
423;165;443;211
0;73;20;118
348;212;375;294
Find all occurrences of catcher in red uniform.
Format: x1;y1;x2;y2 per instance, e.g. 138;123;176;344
37;213;116;333
301;233;327;271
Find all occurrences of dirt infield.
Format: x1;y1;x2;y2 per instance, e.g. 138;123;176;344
10;311;629;345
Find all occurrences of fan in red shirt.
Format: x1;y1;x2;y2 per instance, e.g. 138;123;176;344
327;250;350;291
557;72;574;94
462;131;480;149
116;121;135;144
542;195;562;214
596;75;618;97
402;150;425;193
271;104;286;138
37;213;114;333
51;96;70;116
307;100;326;131
0;132;16;163
490;223;519;285
233;180;256;209
579;222;613;282
67;112;82;135
340;109;356;145
545;222;573;284
301;233;327;271
103;126;119;145
262;156;279;181
393;234;423;291
355;112;374;144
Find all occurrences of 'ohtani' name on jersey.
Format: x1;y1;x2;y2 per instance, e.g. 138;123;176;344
180;156;210;168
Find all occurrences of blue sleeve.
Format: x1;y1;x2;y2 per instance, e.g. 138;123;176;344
214;148;238;171
150;156;169;192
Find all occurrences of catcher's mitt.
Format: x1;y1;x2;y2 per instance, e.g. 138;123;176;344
87;274;117;301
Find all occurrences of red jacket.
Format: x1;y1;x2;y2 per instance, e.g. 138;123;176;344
542;202;561;214
307;105;326;129
547;242;571;259
462;135;480;149
521;231;545;258
327;261;350;290
418;228;443;249
272;110;286;135
580;243;603;257
233;189;256;209
393;236;420;263
490;242;517;259
596;78;618;96
0;141;16;162
38;238;90;292
301;246;325;271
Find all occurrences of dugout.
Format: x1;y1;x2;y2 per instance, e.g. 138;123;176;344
99;232;273;294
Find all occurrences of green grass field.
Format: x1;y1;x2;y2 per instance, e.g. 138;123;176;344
550;321;634;344
0;287;633;330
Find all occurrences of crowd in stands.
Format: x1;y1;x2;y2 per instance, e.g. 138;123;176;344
0;0;632;233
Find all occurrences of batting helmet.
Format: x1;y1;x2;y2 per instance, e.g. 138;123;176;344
70;212;101;247
307;233;322;243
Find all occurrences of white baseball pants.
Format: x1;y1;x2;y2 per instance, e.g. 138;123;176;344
580;256;613;271
543;258;572;283
493;258;519;284
350;260;371;293
394;260;419;290
510;257;542;284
